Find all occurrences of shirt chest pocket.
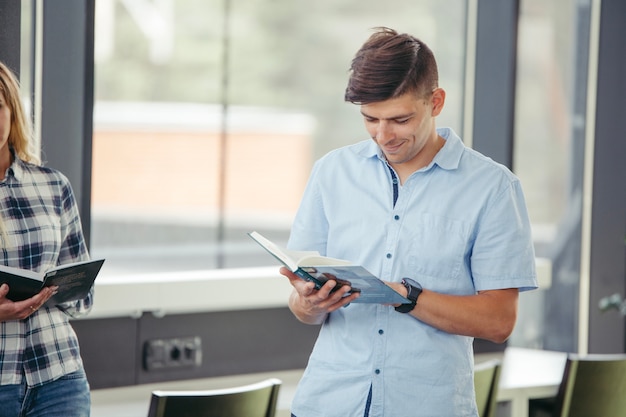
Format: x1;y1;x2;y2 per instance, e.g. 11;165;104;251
18;213;62;269
406;213;469;286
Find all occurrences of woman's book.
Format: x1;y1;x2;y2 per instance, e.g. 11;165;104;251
0;258;105;305
248;231;408;304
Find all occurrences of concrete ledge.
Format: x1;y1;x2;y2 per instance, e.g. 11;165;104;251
86;257;550;320
87;266;292;319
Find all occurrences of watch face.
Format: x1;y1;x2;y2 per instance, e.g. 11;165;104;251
402;278;422;303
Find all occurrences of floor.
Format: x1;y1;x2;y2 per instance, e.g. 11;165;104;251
90;369;304;417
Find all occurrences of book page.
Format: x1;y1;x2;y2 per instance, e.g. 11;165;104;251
248;231;351;270
294;251;351;267
0;264;43;281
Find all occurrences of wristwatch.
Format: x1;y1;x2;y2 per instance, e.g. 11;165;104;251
395;278;422;313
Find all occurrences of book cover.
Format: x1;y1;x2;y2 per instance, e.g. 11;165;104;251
248;231;408;304
0;258;105;304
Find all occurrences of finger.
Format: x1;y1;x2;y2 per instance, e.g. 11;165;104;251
43;285;59;299
318;280;344;298
279;267;304;283
13;296;40;312
281;269;318;293
279;268;304;285
327;283;358;301
296;280;318;297
326;290;360;312
316;281;354;305
19;286;55;310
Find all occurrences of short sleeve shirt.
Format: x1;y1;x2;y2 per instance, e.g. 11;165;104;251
287;128;537;417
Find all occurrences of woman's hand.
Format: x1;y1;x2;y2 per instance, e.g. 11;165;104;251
0;284;58;321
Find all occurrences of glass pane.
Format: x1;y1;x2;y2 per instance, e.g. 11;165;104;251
91;0;467;276
19;1;35;147
511;0;590;351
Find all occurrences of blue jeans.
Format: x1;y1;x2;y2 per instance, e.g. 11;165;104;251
0;370;90;417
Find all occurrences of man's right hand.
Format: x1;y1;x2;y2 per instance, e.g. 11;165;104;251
280;266;360;324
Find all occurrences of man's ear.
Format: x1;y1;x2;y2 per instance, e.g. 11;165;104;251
431;88;446;116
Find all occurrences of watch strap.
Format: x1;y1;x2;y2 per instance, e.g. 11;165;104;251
395;278;422;313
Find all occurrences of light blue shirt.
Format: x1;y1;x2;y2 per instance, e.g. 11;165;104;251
287;128;538;417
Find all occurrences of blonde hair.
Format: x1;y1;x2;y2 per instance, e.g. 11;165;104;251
0;61;40;165
0;62;40;245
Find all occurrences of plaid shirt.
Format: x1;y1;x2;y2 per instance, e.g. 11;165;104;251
0;154;92;387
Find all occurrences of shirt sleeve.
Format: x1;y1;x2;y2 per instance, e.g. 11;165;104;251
287;160;330;254
471;178;538;292
55;175;93;318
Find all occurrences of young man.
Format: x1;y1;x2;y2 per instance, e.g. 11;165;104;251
280;27;537;416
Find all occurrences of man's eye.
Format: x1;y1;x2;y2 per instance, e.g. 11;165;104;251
395;119;410;124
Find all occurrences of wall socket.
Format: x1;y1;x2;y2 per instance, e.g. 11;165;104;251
143;336;202;371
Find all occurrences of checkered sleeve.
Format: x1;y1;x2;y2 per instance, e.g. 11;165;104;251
54;172;93;318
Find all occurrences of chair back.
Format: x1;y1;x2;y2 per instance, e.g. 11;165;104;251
474;359;501;417
555;354;626;417
147;377;282;417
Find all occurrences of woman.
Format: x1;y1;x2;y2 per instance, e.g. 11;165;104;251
0;61;92;417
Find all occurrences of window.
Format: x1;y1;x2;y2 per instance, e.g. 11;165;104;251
91;0;467;275
511;0;591;351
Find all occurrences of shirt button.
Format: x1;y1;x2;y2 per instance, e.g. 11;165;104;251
394;215;400;220
386;253;392;259
378;329;384;335
375;369;381;374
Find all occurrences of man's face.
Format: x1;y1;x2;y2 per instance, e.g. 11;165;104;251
360;90;444;171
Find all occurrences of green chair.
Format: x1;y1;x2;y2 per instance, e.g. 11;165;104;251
529;353;626;417
147;377;282;417
474;359;501;417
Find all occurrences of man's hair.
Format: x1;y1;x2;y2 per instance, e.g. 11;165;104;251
345;27;439;104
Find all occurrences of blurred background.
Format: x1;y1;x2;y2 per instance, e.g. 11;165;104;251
5;0;625;394
86;0;581;351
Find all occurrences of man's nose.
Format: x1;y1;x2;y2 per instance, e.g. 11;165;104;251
375;122;394;141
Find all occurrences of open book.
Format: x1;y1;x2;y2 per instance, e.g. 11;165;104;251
0;258;105;305
248;231;408;304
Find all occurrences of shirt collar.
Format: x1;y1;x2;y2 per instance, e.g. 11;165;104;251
6;149;26;182
353;126;465;171
433;127;464;171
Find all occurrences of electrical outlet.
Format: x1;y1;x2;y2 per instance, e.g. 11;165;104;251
143;336;202;371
